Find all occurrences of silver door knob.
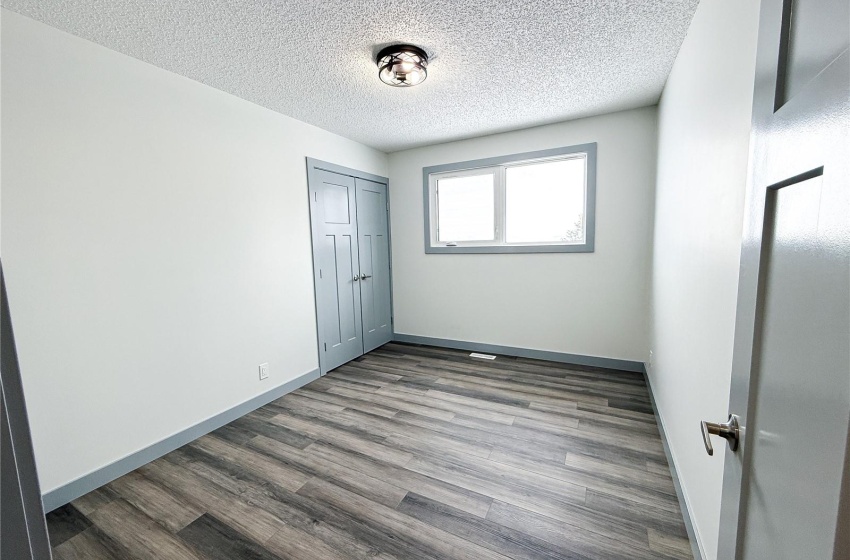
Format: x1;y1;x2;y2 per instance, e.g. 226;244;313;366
353;275;360;281
700;414;740;456
360;274;372;279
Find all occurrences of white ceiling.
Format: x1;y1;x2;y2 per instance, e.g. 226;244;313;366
3;0;699;152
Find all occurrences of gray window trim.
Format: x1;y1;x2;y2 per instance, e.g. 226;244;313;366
422;142;597;254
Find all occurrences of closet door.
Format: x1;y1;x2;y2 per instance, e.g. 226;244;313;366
355;178;393;353
309;169;364;373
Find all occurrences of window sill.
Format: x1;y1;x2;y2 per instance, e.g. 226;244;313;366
424;242;594;254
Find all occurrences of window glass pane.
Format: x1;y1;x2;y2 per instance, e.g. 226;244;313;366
505;157;586;244
436;174;495;242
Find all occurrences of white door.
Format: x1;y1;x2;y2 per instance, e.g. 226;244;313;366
711;0;850;559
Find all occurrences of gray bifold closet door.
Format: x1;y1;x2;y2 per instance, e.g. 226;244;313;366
308;163;392;374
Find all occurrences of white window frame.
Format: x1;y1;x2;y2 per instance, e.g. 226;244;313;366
423;143;597;254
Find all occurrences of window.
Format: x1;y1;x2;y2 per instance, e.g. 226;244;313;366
424;143;596;253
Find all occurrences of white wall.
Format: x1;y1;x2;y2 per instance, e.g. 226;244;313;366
0;10;387;495
389;107;657;362
648;1;760;559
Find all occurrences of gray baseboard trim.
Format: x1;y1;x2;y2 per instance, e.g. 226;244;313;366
41;368;320;513
392;333;644;373
642;364;705;560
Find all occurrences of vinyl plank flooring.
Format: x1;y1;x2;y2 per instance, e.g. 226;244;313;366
306;441;495;518
585;489;688;538
45;504;92;547
268;411;414;467
298;387;401;418
486;499;663;560
297;477;513;560
68;486;119;516
487;448;680;512
188;434;312;492
246;434;409;508
106;471;203;532
177;514;279;560
140;458;283;544
173;445;403;560
378;384;518;424
47;342;692;560
263;521;377;560
230;412;317;449
51;527;130;560
327;385;457;421
88;499;205;560
397;492;588;560
648;527;694;559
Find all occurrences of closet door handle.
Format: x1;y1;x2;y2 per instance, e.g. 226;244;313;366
361;274;372;280
353;275;360;281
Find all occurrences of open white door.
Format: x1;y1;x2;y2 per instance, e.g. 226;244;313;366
709;1;849;559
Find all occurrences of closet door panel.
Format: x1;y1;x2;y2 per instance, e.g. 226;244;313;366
309;169;364;373
356;178;393;352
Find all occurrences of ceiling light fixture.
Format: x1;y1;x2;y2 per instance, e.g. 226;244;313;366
376;44;428;87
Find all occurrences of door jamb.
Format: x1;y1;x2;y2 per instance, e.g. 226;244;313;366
305;158;394;375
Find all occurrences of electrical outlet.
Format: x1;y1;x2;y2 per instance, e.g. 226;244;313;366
259;363;269;380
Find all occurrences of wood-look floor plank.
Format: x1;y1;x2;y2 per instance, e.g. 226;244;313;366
646;458;673;476
139;459;282;545
273;391;347;414
247;434;409;509
48;342;692;560
389;406;655;469
51;527;130;560
170;446;401;560
306;441;495;519
404;454;595;532
327;385;457;421
564;452;676;494
412;359;645;403
297;477;514;560
576;400;657;422
648;527;694;559
528;401;658;431
277;404;494;460
188;434;311;492
376;384;519;424
268;411;414;467
264;521;367;560
106;471;203;533
177;514;279;560
398;492;589;560
45;505;93;547
486;499;662;560
487;448;679;512
430;357;651;398
297;387;401;418
69;487;119;517
585;489;688;538
230;412;317;449
87;499;205;560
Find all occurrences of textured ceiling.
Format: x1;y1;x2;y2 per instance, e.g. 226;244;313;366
3;0;699;152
